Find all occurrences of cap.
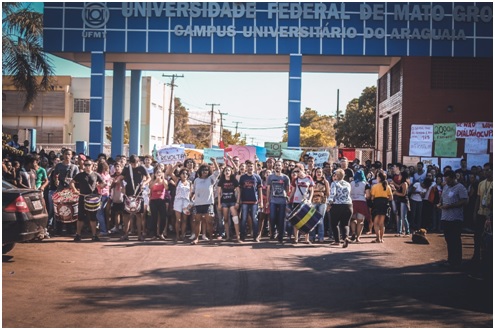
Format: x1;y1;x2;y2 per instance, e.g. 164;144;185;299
78;153;87;161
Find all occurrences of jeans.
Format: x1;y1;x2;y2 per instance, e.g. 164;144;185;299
396;202;410;234
409;199;423;230
241;203;259;240
269;203;286;242
48;189;56;229
441;220;463;266
96;195;109;233
310;203;327;242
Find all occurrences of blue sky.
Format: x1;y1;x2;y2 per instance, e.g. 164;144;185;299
34;1;378;145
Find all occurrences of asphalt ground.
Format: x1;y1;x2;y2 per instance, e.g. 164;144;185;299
2;231;493;328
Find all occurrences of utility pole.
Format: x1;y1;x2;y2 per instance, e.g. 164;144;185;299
162;74;184;145
218;110;228;144
250;137;255;145
233;121;242;135
206;103;220;147
336;89;340;123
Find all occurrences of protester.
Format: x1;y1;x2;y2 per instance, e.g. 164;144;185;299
328;168;353;248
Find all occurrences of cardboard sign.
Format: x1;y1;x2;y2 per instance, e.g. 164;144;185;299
434;123;456;141
410;125;433;142
464;138;488;154
184;149;204;163
265;142;287;157
421;157;439;167
440;157;463;171
434;139;458;157
203;148;225;164
157;146;186;164
409;141;432;157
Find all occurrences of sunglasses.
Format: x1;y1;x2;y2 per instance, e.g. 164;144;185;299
293;170;300;173
84;163;92;167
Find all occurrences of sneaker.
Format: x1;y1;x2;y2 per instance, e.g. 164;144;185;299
202;234;209;241
74;234;81;242
92;235;100;242
189;233;196;240
109;226;119;234
119;235;129;241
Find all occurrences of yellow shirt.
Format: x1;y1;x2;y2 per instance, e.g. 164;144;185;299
371;183;393;199
477;179;493;216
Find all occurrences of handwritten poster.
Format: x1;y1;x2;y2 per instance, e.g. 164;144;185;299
434;140;457;157
157;146;186;164
464;138;488;154
433;123;456;141
203;148;225;164
467;154;490;168
229;145;257;163
402;156;421;167
409;141;432;157
475;122;493;139
410;125;433;142
281;149;303;161
265;142;287;157
421;157;439;167
306;151;330;167
440;158;462;171
456;122;493;139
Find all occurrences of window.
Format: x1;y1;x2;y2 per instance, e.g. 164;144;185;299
390;62;401;96
74;99;90;113
378;74;388;103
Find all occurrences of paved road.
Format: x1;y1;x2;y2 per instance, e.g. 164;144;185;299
2;232;492;328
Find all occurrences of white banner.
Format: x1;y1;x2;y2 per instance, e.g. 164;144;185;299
281;149;303;161
410;124;433;142
440;158;462;171
409;141;432;157
467;154;490;168
156;146;186;164
464;138;488;154
305;151;330;167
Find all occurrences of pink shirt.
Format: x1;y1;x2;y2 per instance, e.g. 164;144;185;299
150;183;166;200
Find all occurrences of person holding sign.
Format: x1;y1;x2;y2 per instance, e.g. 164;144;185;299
190;158;220;245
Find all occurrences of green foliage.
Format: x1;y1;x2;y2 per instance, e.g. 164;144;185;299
2;3;53;110
105;120;130;144
173;97;214;148
222;129;246;146
282;107;336;147
334;86;376;148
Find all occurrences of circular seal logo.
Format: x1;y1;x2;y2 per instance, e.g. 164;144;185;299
82;3;109;29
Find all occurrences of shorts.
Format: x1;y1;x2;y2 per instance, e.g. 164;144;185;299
173;197;190;213
194;204;215;216
221;202;236;208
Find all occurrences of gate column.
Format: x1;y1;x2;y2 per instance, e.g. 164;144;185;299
287;54;302;148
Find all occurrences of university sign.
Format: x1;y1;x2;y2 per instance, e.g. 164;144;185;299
45;2;492;56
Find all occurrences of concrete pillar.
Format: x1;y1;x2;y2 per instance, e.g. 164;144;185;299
111;62;126;158
89;51;105;158
287;54;302;148
129;70;142;156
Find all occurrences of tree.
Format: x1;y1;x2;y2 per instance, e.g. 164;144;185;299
334;86;376;148
173;97;193;144
2;3;53;111
105;120;130;144
282;107;336;147
222;129;246;146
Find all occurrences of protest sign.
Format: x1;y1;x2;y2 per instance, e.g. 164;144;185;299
402;156;420;167
464;138;488;154
475;122;493;139
281;149;303;161
434;140;457;157
410;125;433;142
157;146;186;164
421;157;439;167
306;151;330;167
184;149;204;163
255;146;267;162
409;141;432;157
265;142;287;158
456;122;493;139
467;154;490;169
203;148;225;164
229;145;257;163
440;157;462;171
433;123;456;141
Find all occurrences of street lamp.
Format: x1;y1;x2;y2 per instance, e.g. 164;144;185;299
68;132;72;144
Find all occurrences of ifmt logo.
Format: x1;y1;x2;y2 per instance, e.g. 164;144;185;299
82;2;109;29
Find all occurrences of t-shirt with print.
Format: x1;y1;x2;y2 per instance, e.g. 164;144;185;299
267;173;290;205
218;177;239;204
239;173;262;204
193;172;220;206
312;178;328;204
291;175;314;203
329;180;352;205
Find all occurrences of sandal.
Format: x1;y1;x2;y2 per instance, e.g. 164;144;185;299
371;239;380;243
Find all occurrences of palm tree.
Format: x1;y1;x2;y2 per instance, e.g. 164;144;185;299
2;2;53;111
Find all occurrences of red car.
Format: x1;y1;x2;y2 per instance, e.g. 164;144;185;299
2;180;48;254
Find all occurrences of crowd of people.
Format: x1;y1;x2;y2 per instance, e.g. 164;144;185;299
2;140;492;274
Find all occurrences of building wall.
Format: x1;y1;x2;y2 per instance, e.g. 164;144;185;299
377;57;493;166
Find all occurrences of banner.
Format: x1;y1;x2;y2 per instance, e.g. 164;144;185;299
475;122;493;139
281;149;303;161
409;141;432;157
402;156;420;167
184;149;204;163
255;146;267;162
156;146;186;164
229;145;257;163
420;157;439;167
203;148;225;164
464;138;488;154
433;123;456;141
456;122;493;139
306;151;330;167
410;125;433;142
467;154;490;169
434;140;457;157
264;142;287;158
441;158;462;171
